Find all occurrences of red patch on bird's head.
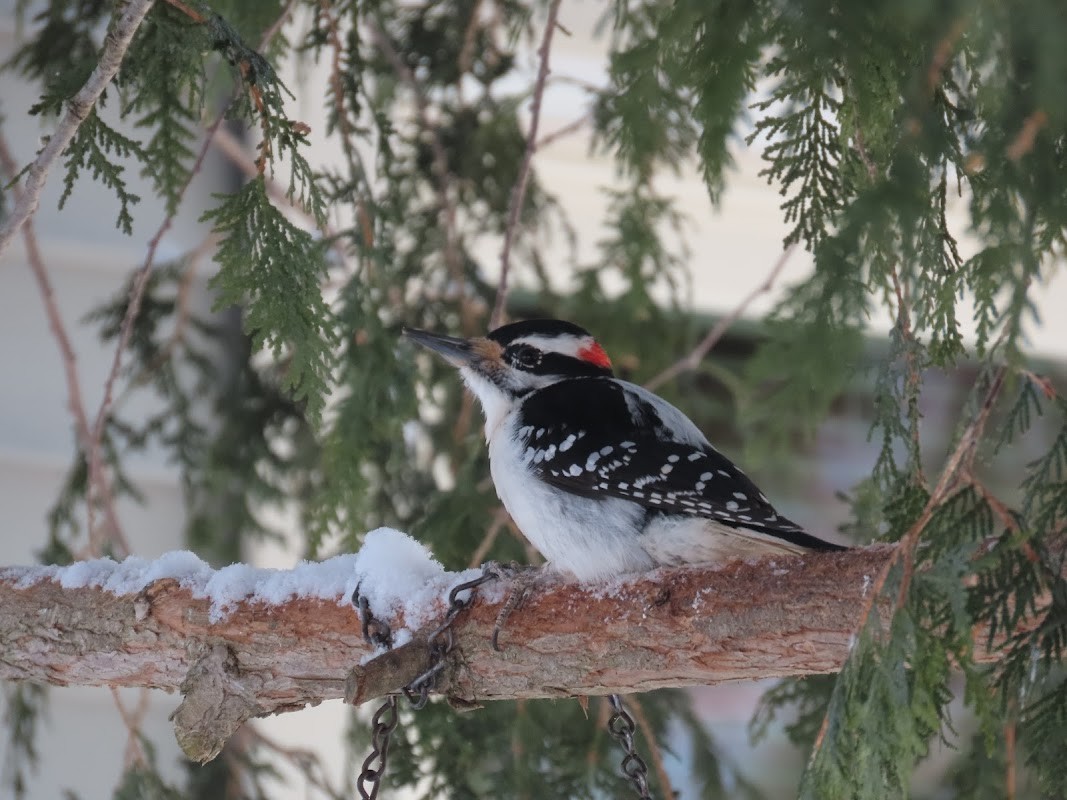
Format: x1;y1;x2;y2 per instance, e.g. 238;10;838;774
577;341;612;370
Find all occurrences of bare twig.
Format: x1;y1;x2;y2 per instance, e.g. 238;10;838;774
1006;110;1048;162
246;727;347;800
458;0;486;77
84;109;229;546
536;110;593;149
468;507;510;568
1005;716;1017;800
0;0;156;260
109;687;151;768
258;0;299;47
0;131;130;556
162;0;205;23
368;21;463;290
84;2;298;547
644;244;796;391
489;0;564;329
926;18;968;94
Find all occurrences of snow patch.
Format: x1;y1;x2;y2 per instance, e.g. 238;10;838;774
3;527;491;629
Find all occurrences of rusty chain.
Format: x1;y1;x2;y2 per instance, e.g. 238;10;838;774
354;569;497;799
355;694;399;800
608;693;653;800
355;570;655;799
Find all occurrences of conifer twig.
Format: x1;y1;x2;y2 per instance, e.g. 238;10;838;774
85;3;298;547
808;365;1007;763
889;262;926;486
0;131;130;556
210;126;349;264
644;244;796;391
490;0;564;329
368;21;463;290
0;0;156;261
85;109;229;547
468;507;510;568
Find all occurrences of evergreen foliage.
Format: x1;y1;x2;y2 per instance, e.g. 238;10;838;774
1;0;1067;798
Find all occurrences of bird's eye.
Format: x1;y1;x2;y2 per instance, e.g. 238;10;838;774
507;345;541;370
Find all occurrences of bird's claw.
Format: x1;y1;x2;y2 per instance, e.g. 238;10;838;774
483;563;542;652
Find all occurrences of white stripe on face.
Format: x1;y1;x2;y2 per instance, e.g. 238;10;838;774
510;334;593;360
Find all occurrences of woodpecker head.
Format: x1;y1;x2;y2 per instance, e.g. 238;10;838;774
403;319;613;434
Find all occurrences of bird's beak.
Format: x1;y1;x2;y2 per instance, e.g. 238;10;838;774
402;328;476;368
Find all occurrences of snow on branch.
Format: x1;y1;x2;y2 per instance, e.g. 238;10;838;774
0;533;995;763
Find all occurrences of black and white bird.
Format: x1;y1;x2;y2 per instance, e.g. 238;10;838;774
404;319;844;582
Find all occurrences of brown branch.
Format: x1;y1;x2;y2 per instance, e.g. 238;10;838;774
1006;110;1048;162
926;18;968;95
537;111;593;150
0;131;130;555
162;0;205;24
368;21;464;293
84;108;229;548
644;245;796;392
0;544;1041;764
110;686;151;768
489;0;564;329
0;0;156;260
84;1;298;549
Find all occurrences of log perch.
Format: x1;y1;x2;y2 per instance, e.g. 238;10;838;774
0;545;988;761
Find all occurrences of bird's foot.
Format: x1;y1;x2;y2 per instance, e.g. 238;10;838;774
478;562;545;652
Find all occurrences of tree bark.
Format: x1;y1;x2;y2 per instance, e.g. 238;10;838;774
0;545;1001;761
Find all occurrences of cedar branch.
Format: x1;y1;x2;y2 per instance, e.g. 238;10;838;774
0;0;156;261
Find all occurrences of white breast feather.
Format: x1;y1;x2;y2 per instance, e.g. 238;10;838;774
489;413;653;581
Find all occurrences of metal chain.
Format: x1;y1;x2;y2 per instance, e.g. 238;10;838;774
354;569;497;797
356;694;399;800
607;693;653;800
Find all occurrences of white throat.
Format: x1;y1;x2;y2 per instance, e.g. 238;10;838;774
460;367;515;442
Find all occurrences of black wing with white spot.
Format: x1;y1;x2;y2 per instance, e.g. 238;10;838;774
516;377;842;552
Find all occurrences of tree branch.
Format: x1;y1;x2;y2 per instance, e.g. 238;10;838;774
0;544;1035;763
644;244;796;392
489;0;564;328
0;0;156;261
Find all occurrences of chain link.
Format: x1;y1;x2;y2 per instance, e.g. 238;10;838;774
608;693;653;800
354;569;497;795
356;694;399;800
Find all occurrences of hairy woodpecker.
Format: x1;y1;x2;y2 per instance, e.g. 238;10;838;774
404;319;844;582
